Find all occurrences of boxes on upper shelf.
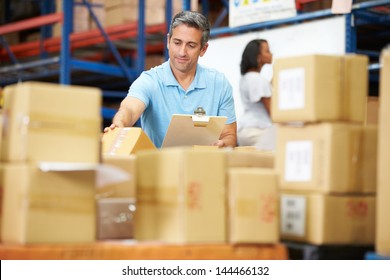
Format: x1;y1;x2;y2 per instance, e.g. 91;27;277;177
280;192;376;245
275;122;377;194
272;54;368;123
1;82;102;163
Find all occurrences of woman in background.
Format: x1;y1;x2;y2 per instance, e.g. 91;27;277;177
237;39;275;150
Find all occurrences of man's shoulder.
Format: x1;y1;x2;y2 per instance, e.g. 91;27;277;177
198;63;226;79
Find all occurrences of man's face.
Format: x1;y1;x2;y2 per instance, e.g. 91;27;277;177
167;24;208;74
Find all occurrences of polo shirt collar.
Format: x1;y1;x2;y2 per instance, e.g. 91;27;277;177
163;60;207;90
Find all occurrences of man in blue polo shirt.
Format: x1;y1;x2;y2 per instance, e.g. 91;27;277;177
105;10;237;148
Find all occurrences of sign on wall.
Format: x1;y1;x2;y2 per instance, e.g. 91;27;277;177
229;0;297;28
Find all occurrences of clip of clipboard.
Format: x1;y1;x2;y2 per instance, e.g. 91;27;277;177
161;114;227;148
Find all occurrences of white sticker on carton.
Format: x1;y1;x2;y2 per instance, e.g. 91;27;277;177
284;140;313;182
278;67;305;110
281;195;306;237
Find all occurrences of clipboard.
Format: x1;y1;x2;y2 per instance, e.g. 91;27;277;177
161;114;227;148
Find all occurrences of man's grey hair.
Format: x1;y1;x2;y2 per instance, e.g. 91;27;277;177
168;11;210;49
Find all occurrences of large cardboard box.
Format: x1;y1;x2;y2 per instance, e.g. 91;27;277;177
272;54;368;123
102;127;156;155
280;192;376;245
1;82;101;163
275;122;377;194
228;168;279;244
376;49;390;256
1;163;96;244
135;148;226;243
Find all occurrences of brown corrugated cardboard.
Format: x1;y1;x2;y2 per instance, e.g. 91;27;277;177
365;96;379;125
227;150;274;168
135;147;226;243
228;168;279;244
272;54;368;123
275;122;376;194
1;82;101;163
1;163;96;244
102;127;156;155
99;154;137;198
358;125;377;194
376;49;390;256
280;192;376;245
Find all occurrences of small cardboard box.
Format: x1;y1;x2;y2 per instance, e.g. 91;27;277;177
1;163;96;244
228;168;279;244
135;147;226;243
96;197;135;240
376;49;390;256
1;82;101;163
272;54;368;123
280;192;376;245
102;127;156;155
98;154;137;198
275;122;376;194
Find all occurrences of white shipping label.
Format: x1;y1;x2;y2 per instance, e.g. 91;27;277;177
278;67;305;110
281;195;306;237
284;140;313;182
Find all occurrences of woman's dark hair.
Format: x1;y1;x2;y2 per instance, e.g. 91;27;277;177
240;39;267;75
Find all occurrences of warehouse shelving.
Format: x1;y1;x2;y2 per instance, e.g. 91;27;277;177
1;0;389;120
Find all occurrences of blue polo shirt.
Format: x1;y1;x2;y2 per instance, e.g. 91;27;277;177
127;60;236;148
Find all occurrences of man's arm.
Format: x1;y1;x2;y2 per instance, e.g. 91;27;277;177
214;122;237;148
104;96;146;132
262;97;271;116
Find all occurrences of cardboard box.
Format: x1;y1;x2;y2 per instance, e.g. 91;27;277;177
358;125;377;194
272;54;368;123
96;197;135;240
1;163;96;244
105;0;198;26
135;147;226;243
227;150;274;168
275;122;376;194
280;192;376;245
365;96;379;125
98;154;137;198
102;127;156;155
228;168;279;244
1;82;102;163
376;49;390;256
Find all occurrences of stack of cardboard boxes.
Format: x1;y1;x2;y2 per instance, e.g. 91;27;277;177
101;127;281;245
272;54;377;245
0;82;102;244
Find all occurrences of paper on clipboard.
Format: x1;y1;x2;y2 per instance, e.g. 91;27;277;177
161;114;227;148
